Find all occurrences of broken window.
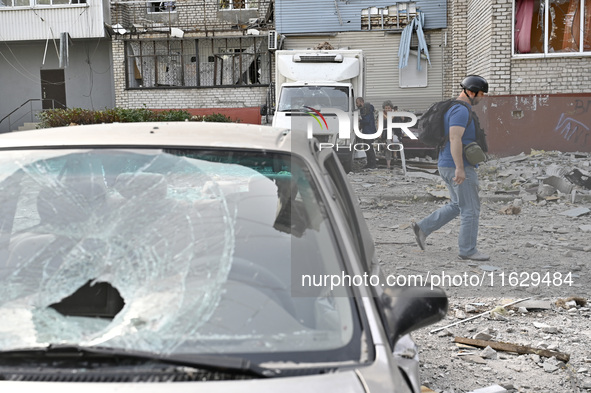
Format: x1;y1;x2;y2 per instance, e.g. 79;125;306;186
147;1;176;13
126;37;270;88
361;2;417;30
219;0;258;10
514;0;591;55
127;40;191;88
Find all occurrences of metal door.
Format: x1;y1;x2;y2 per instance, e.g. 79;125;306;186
40;69;67;109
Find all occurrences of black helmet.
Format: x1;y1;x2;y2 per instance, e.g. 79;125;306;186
460;75;489;93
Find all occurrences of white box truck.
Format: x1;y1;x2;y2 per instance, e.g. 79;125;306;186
271;49;365;173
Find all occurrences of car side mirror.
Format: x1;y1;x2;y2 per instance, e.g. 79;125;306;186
380;285;448;347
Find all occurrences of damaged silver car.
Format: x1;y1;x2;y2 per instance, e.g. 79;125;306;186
0;122;447;392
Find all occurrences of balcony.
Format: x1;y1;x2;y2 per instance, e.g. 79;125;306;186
0;0;107;41
109;0;273;36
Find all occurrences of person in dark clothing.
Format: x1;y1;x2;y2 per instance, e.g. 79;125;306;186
356;97;377;170
380;100;404;170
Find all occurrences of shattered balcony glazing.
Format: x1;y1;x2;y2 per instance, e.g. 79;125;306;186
109;0;274;36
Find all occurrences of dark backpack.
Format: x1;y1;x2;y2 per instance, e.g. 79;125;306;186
418;99;487;152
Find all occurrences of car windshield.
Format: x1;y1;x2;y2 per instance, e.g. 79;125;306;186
0;148;360;364
277;86;350;112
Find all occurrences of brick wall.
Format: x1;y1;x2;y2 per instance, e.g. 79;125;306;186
124;86;268;109
488;0;512;95
446;0;468;98
466;0;493;81
452;0;512;96
112;40;128;108
511;58;591;95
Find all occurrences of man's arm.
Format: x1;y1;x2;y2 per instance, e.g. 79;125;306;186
449;125;466;184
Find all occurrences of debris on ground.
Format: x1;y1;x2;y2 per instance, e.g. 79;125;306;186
555;296;587;309
498;204;521;215
453;337;570;363
350;149;591;392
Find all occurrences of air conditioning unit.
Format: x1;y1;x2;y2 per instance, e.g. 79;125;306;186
268;30;278;50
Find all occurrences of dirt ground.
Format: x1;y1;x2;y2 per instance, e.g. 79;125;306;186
348;151;591;393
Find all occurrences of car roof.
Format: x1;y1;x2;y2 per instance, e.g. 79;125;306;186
0;122;294;152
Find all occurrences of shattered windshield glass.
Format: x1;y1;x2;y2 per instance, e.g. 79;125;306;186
0;148;358;363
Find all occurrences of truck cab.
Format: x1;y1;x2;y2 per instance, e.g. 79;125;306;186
272;50;365;173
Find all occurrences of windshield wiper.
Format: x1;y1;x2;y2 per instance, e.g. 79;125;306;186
0;344;278;378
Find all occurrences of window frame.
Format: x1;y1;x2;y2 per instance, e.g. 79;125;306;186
361;2;418;31
125;37;270;89
512;0;591;58
146;1;176;14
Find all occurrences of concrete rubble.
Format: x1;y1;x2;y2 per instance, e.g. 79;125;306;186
349;149;591;392
468;384;508;393
478;150;591;204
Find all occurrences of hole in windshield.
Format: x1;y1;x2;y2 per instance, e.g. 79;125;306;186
49;280;125;319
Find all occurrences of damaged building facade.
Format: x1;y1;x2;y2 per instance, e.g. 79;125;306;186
447;0;591;155
275;0;591;156
0;0;589;156
109;0;274;123
274;0;448;113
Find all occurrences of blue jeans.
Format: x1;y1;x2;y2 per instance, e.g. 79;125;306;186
417;166;481;256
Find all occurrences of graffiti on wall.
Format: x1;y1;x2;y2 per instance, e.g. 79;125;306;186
553;99;591;146
574;99;591;115
554;113;590;146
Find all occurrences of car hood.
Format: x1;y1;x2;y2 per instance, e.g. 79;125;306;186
0;370;366;393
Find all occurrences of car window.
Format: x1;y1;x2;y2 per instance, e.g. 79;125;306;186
0;148;361;364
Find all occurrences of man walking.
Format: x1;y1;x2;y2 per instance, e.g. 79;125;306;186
411;75;490;261
356;97;377;170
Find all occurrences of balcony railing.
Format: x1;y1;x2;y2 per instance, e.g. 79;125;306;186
109;0;274;36
0;99;66;133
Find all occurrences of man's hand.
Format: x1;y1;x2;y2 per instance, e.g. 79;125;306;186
453;167;466;184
